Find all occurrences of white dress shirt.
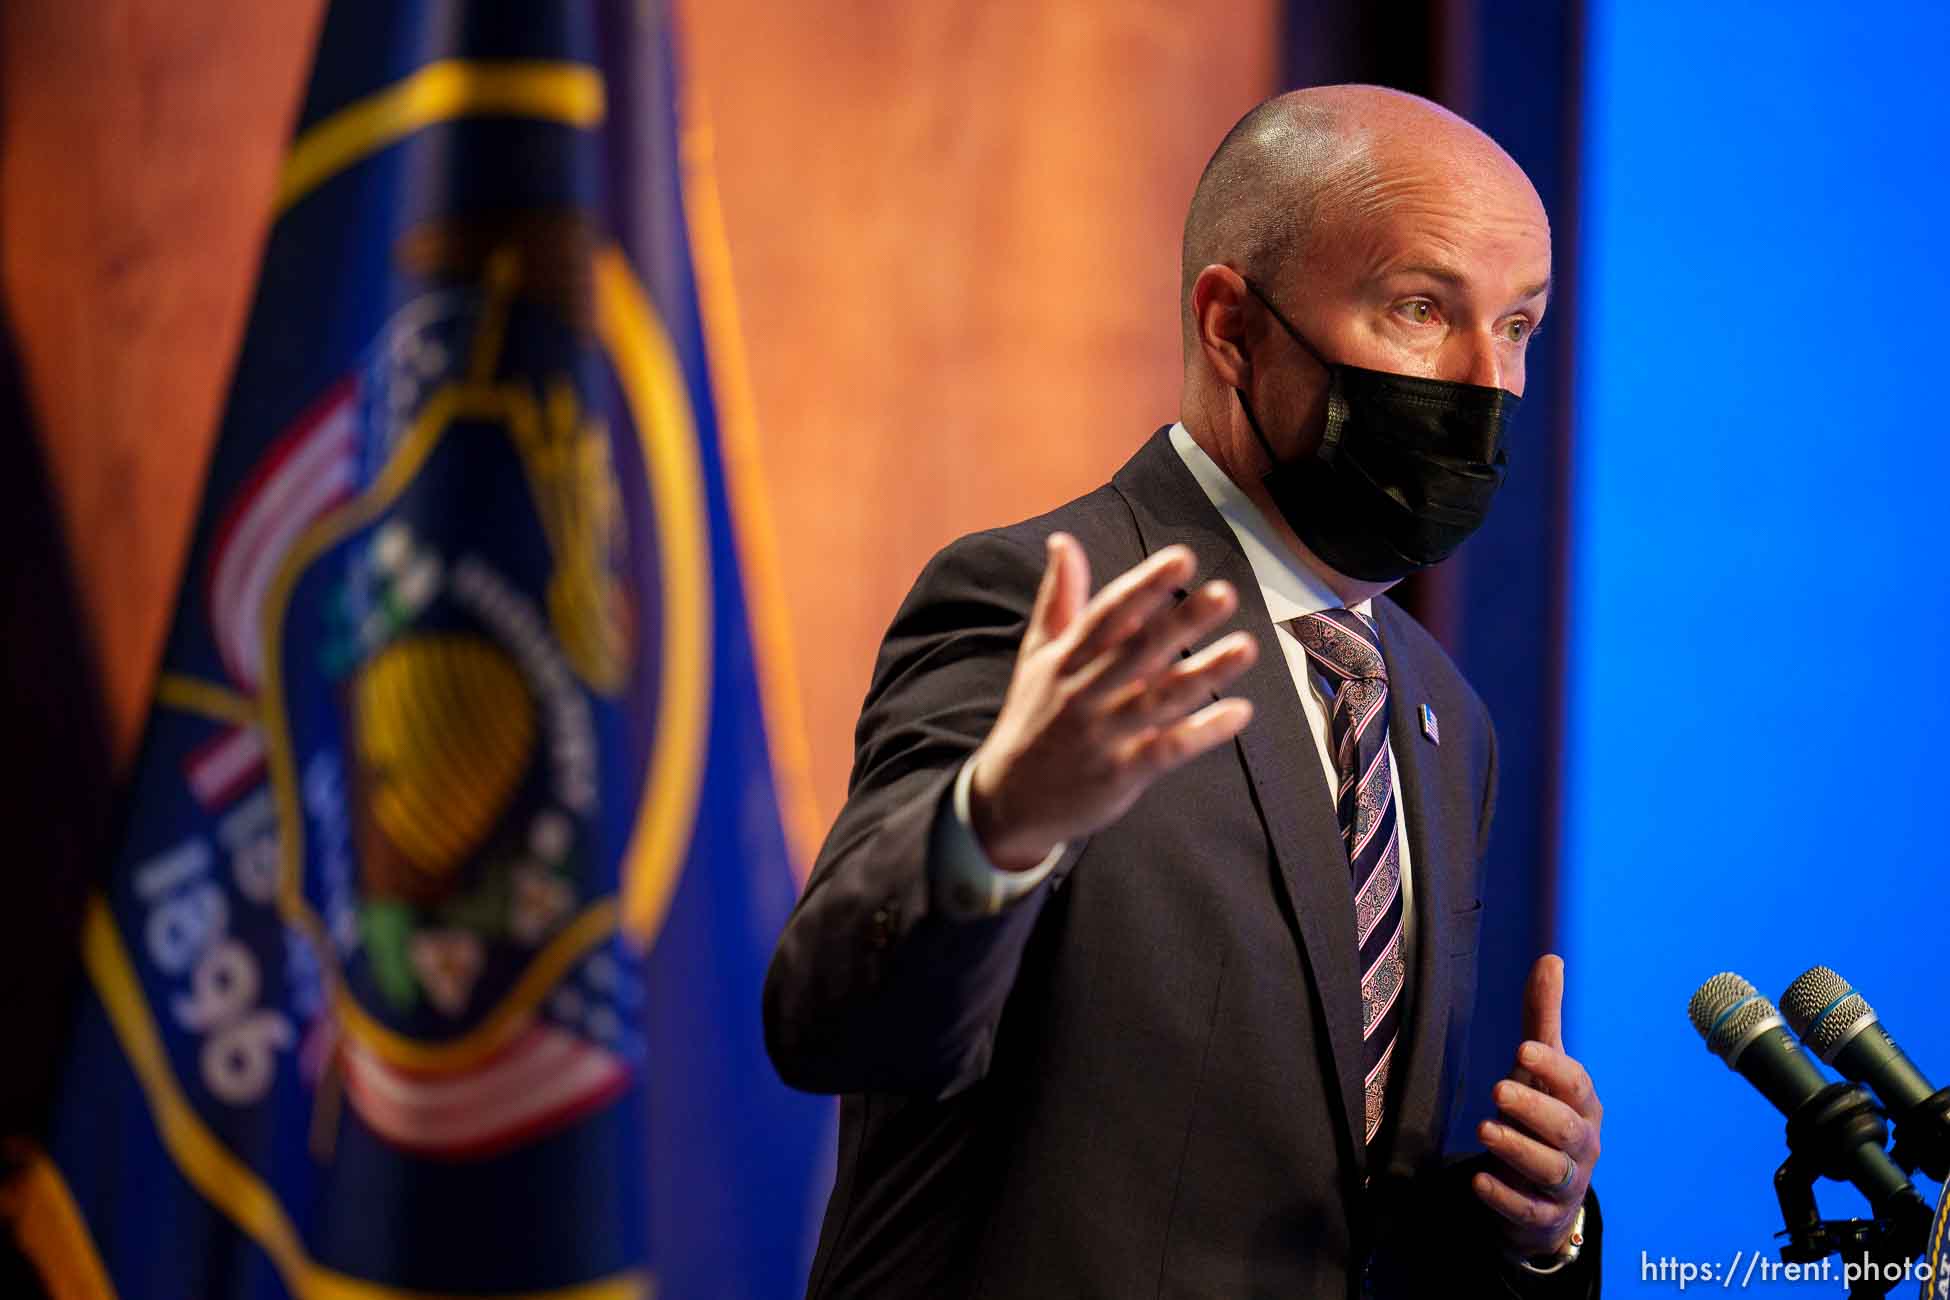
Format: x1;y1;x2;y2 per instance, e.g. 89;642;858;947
931;422;1415;962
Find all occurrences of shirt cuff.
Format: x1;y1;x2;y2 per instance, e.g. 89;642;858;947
929;758;1065;919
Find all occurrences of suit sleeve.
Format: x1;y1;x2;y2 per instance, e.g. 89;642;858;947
762;528;1072;1099
1404;1161;1603;1298
1428;701;1603;1298
1474;696;1499;872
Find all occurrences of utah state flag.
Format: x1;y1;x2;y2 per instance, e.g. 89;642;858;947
7;3;829;1297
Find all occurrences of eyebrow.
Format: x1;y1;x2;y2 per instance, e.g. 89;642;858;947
1378;263;1552;305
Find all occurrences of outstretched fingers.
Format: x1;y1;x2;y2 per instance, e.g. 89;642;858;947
1024;532;1090;656
1056;545;1196;674
1076;578;1241;702
1118;695;1256;779
1101;629;1258;732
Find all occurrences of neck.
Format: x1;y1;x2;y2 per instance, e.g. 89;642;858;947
1180;397;1398;610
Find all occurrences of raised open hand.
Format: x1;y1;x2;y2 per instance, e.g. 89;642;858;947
967;532;1259;870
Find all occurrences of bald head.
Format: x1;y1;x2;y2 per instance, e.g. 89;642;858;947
1180;86;1544;358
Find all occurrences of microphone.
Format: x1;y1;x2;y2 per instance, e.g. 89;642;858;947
1781;966;1950;1182
1688;973;1923;1218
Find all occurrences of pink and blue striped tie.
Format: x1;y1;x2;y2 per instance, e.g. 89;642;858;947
1293;608;1405;1151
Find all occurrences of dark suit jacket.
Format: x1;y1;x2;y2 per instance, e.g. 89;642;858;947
765;427;1601;1298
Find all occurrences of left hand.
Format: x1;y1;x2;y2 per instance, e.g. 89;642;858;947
1472;954;1604;1259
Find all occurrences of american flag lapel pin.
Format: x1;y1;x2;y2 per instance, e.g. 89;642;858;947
1419;703;1440;745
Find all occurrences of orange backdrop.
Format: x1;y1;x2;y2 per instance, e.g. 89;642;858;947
677;0;1277;828
4;0;1276;850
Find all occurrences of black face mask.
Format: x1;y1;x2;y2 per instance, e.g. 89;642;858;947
1235;279;1519;583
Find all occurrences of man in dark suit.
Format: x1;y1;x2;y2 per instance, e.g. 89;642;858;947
764;85;1605;1298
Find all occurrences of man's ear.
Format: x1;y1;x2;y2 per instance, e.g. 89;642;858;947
1191;264;1254;390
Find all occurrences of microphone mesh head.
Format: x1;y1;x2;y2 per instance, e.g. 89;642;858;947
1805;995;1875;1058
1780;966;1851;1036
1707;997;1785;1063
1688;972;1784;1066
1689;972;1757;1039
1780;965;1878;1061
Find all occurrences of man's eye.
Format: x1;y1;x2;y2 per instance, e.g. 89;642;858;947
1399;301;1435;324
1503;318;1533;343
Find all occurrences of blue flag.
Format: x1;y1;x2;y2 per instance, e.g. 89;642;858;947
1925;1180;1950;1299
11;3;828;1296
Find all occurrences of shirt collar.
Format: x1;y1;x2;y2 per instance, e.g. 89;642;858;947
1166;421;1373;626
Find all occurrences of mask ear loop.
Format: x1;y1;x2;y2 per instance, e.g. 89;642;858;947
1236;384;1280;468
1238;276;1349;466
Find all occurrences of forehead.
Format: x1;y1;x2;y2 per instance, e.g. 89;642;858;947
1308;148;1552;293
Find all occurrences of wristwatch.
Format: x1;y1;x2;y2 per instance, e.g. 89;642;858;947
1512;1202;1586;1275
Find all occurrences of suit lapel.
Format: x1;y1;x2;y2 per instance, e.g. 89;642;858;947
1373;602;1463;1179
1112;427;1370;1180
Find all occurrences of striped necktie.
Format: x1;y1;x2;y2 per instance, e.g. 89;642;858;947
1292;608;1405;1150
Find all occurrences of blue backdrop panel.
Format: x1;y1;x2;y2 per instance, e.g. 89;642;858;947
1566;2;1950;1287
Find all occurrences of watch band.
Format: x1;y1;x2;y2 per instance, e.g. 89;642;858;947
1512;1201;1586;1275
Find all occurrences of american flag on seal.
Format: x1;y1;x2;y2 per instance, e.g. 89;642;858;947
330;945;642;1160
182;378;361;812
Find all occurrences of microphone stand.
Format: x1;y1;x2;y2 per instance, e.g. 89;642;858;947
1771;1084;1933;1298
1889;1085;1950;1185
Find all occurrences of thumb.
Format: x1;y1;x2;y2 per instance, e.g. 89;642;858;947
1522;953;1566;1054
1027;532;1088;650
